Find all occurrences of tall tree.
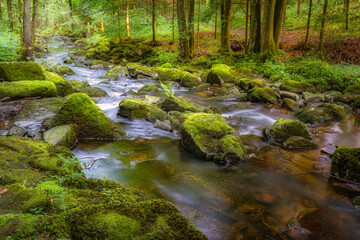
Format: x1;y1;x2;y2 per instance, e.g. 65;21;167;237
0;0;2;20
344;0;350;30
220;0;232;55
152;0;156;41
261;0;276;57
6;0;13;31
18;0;22;25
188;0;195;58
248;0;261;53
318;0;328;55
273;0;287;46
172;0;175;43
23;0;32;58
196;0;201;49
245;0;249;51
304;0;312;47
126;0;130;40
177;0;190;59
31;0;38;47
297;0;301;17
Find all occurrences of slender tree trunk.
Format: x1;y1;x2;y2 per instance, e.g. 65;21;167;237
297;0;301;17
6;0;13;31
245;0;249;51
177;0;190;60
172;0;175;43
273;0;287;46
31;0;38;47
318;0;328;55
18;0;23;25
248;0;261;53
126;1;130;40
87;15;91;36
196;0;201;50
304;0;312;47
220;0;232;55
23;0;32;58
188;0;195;58
117;4;122;42
69;0;73;17
261;0;276;57
0;0;2;20
344;0;350;30
214;9;217;39
152;0;156;41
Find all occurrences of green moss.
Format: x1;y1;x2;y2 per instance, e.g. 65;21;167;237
105;66;129;79
235;78;266;91
50;93;123;139
218;135;246;163
280;80;316;93
41;61;75;76
44;124;77;148
322;103;351;120
284;136;318;149
331;146;360;182
191;55;210;66
247;87;278;104
0;62;46;81
138;83;159;93
69;80;108;97
158;96;203;113
91;60;112;67
207;64;232;85
352;95;360;109
263;118;312;142
45;71;76;96
180;72;202;88
127;63;158;79
0;80;57;100
161;63;173;68
282;98;299;112
295;104;348;124
118;97;166;121
153;67;186;82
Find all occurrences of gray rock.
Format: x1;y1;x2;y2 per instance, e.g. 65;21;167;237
282;98;300;112
90;64;104;70
7;125;27;137
44;124;77;148
154;120;172;132
280;91;300;101
303;92;324;103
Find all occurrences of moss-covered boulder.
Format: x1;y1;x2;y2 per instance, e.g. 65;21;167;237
207;64;232;85
263;118;312;143
0;81;57;100
161;63;173;68
0;136;207;239
41;61;75;76
0;62;46;81
247;87;278;104
69;80;108;97
50;93;123;139
43;124;77;148
303;92;324;103
138;84;159;93
118;98;166;121
180;72;202;88
280;80;316;93
127;63;158;79
282;98;299;112
158;96;202;113
191;55;210;66
180;113;246;164
331;146;360;183
45;71;76;96
322;103;351;120
91;60;112;68
105;66;129;79
153;67;186;82
280;91;300;101
284;136;318;149
295;106;331;124
235;78;266;91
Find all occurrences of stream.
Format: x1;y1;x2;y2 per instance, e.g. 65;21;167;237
7;36;360;239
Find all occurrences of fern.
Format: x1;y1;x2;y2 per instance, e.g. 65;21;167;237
160;81;175;97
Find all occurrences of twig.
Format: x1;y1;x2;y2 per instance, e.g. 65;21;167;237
329;174;360;185
86;159;99;170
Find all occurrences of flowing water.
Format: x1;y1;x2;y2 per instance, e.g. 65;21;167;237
4;36;360;239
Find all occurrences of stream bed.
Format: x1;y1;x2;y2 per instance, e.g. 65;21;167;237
5;36;360;239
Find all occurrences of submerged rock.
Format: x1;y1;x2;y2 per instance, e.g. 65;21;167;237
280;80;316;93
118;97;166;121
0;62;46;81
207;64;232;85
0;81;57;100
284;136;318;149
43;124;77;148
158;96;202;113
127;63;158;79
247;87;278;104
180;113;246;164
263;118;312;142
331;146;360;183
50;93;123;139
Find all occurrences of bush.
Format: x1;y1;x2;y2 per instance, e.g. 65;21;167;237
0;26;22;62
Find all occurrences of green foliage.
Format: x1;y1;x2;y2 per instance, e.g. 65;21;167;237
0;26;22;62
160;81;175;97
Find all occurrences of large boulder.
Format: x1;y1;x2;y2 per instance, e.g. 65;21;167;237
44;71;76;96
153;67;186;82
50;93;123;139
280;80;316;93
43;124;77;148
180;113;246;164
41;61;75;76
158;96;202;113
295;104;351;124
262;118;312;143
0;62;46;81
331;146;360;182
127;63;158;79
235;78;266;91
118;98;166;121
247;87;278;104
0;81;57;100
207;64;232;85
302;92;324;103
180;72;202;88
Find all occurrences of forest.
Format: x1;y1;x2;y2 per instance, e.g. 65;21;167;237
0;0;360;239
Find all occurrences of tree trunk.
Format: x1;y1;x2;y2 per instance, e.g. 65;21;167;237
6;0;13;31
23;0;32;58
318;0;328;55
304;0;312;48
126;1;130;40
345;0;350;30
248;0;261;53
18;0;23;25
273;0;287;46
152;0;156;41
0;0;2;20
188;0;195;58
31;0;38;47
177;0;190;60
214;9;217;39
117;4;122;42
172;0;175;43
261;0;276;58
297;0;301;17
245;0;249;51
69;0;73;17
196;0;201;50
220;0;232;55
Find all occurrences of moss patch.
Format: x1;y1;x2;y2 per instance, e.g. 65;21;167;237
280;80;316;93
0;81;57;100
45;71;76;96
235;78;266;91
207;64;232;85
127;63;158;79
331;146;360;182
158;96;202;113
118;97;166;121
0;62;46;81
153;67;186;82
247;87;278;104
43;124;77;148
263;118;312;142
180;72;202;88
105;66;129;79
69;80;108;97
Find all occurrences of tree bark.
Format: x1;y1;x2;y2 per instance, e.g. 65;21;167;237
177;0;190;60
31;0;38;47
245;0;249;51
344;0;350;30
152;0;156;41
126;0;130;40
248;0;261;53
23;0;32;58
318;0;328;55
304;0;312;47
172;0;175;43
297;0;301;17
117;3;122;42
214;9;218;39
188;0;195;58
261;0;276;57
220;0;232;55
273;0;287;46
6;0;13;31
18;0;22;25
196;0;201;50
0;0;2;20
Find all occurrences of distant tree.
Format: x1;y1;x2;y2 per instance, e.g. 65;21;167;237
220;0;232;55
304;0;312;48
344;0;350;30
152;0;156;41
318;0;328;55
7;0;13;31
23;0;32;57
31;0;38;47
